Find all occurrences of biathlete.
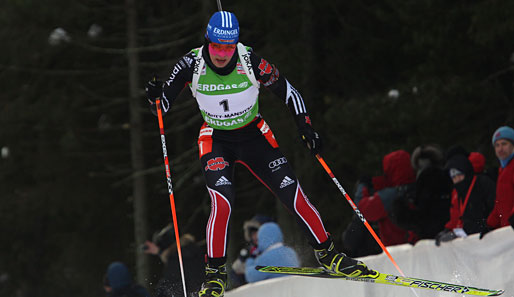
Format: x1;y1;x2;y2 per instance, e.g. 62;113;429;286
145;11;373;297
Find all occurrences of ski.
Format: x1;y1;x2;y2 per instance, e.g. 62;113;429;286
255;266;504;296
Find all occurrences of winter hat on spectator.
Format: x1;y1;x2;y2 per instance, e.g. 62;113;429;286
468;152;485;173
411;144;445;173
152;224;174;251
105;262;132;291
446;154;474;178
243;214;274;242
445;145;470;160
492;126;514;145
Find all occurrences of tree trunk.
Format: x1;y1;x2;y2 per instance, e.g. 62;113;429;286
126;0;150;284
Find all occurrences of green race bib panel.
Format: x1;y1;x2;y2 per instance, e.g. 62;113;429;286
189;43;260;130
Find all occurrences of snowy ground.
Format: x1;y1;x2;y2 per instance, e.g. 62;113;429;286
226;227;514;297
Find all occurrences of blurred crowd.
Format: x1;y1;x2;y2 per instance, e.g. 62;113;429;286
342;125;514;255
103;125;514;296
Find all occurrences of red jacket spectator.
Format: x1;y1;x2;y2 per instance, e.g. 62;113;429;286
487;160;514;228
358;150;416;246
444;155;495;234
487;126;514;229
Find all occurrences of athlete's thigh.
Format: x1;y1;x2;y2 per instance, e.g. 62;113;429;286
200;141;237;200
238;131;298;198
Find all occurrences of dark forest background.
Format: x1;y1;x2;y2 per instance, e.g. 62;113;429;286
0;0;513;296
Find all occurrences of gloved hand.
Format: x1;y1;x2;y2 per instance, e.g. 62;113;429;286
435;229;457;246
237;247;251;262
296;114;322;155
145;78;163;104
479;226;493;239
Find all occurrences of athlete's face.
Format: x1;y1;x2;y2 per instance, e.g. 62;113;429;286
494;139;514;160
208;42;236;68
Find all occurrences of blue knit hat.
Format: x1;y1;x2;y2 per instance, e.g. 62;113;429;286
205;11;239;44
106;262;132;290
492;126;514;145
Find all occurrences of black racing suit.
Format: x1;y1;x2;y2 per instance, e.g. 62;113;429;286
158;43;329;259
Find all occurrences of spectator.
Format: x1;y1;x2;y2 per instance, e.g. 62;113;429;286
143;225;204;297
341;176;381;257
410;144;445;176
435;154;495;245
358;150;417;246
229;215;273;288
103;262;151;297
244;222;299;283
483;126;514;235
393;145;452;240
445;144;496;180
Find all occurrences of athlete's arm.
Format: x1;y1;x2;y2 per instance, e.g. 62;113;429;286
250;51;322;154
249;51;308;120
158;51;196;114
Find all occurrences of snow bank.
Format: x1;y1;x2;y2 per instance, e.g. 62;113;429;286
226;226;514;297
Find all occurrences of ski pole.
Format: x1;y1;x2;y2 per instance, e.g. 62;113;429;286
314;154;406;277
216;0;222;11
154;97;188;297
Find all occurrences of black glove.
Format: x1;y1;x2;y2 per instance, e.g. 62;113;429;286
238;245;259;262
145;79;163;103
296;114;322;155
435;229;456;246
238;247;250;262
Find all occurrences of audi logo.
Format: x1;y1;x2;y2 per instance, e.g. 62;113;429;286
269;157;287;168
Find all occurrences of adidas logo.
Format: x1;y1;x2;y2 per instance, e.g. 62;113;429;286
215;176;232;186
183;56;194;66
279;176;295;188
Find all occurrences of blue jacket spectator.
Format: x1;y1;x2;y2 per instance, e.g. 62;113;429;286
104;262;151;297
244;222;299;283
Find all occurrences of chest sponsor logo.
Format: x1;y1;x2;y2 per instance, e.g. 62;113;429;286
236;63;246;74
280;176;295;188
241;52;253;76
205;117;244;127
193;56;201;75
205;157;229;171
197;82;248;92
204;104;254;119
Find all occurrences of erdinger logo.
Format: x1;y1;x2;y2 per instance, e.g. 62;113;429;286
213;28;238;36
269;157;287;171
205;157;229;171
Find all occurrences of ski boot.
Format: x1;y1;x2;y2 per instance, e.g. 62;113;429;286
198;260;227;297
314;239;374;277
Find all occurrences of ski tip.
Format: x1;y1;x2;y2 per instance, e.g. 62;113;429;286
489;289;504;296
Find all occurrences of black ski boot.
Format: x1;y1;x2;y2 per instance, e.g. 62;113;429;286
314;239;374;277
198;259;227;297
